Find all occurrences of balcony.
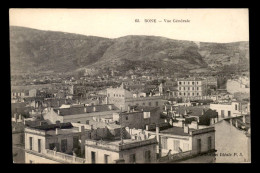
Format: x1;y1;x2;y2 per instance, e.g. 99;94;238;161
25;149;85;163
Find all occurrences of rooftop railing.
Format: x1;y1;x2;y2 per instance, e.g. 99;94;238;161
44;149;85;163
85;138;157;151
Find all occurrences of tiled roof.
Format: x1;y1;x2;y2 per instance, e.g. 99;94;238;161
33;122;73;131
54;104;119;116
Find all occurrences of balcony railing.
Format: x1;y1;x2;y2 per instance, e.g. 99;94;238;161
158;150;193;162
43;149;85;163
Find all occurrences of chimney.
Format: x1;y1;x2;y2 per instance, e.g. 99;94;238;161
235;120;238;128
79;126;85;132
243;115;246;123
211;118;215;125
93;106;96;112
55;128;59;135
86;120;90;125
84;107;87;113
184;124;189;133
18;114;22;121
128;105;130;113
184;109;187;116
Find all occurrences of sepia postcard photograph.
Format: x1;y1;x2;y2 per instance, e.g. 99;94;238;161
9;8;250;164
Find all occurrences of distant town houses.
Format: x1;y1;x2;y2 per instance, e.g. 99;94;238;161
11;71;250;163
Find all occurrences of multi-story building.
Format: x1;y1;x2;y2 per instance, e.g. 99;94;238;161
112;106;163;130
177;78;206;98
24;122;88;163
43;104;120;124
128;122;216;160
106;83;165;111
209;101;250;120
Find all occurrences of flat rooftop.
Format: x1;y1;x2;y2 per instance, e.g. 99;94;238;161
159;126;195;136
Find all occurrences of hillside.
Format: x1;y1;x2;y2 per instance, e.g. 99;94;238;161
10;26;249;75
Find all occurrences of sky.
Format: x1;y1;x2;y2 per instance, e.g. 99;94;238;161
9;8;249;43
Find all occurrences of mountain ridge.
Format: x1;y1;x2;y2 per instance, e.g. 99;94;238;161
10;26;249;75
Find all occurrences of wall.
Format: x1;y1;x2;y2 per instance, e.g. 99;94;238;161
62;110;120;123
25;152;60;163
85;146;120;163
210;102;240;118
214;120;250;163
191;131;215;154
43;109;64;124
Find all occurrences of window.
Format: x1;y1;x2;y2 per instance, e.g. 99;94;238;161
184;87;185;91
29;137;33;150
149;102;151;106
192;93;194;96
104;154;109;163
184;93;186;96
38;139;41;153
197;87;199;90
126;116;128;120
197;93;199;96
114;94;115;97
197;139;201;153
192;82;194;85
129;154;136;163
179;93;182;96
228;111;231;117
208;137;212;150
161;137;167;149
235;104;238;110
91;151;96;164
221;110;225;118
197;82;199;84
179;82;182;85
155;101;159;106
145;150;151;162
184;82;185;85
143;102;145;105
61;139;67;152
179;87;181;90
188;82;190;84
192;87;194;90
49;143;55;150
143;112;151;119
188;93;190;96
188;87;190;90
174;140;180;151
73;136;79;149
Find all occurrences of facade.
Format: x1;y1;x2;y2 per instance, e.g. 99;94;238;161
24;122;88;163
177;78;206;97
127;122;215;159
43;104;120;124
106;84;164;111
210;101;249;119
213;116;251;163
85;136;157;163
112;106;162;129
